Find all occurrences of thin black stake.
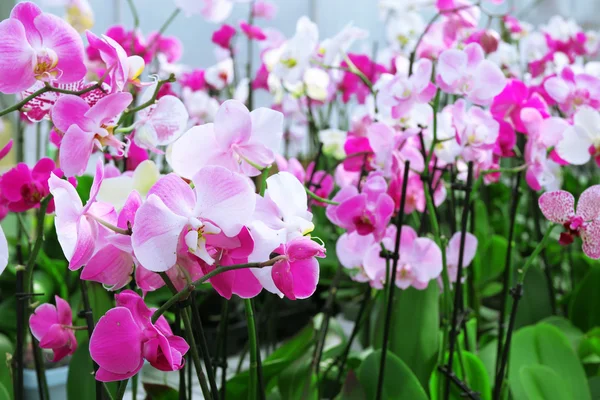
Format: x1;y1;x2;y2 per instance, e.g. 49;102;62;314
217;300;230;400
190;295;220;400
176;311;186;400
531;190;556;314
495;172;522;376
14;270;25;400
444;161;474;400
79;280;104;400
31;333;50;400
375;161;411;400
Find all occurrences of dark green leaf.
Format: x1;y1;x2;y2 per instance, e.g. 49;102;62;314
569;265;600;332
514;265;552;329
277;354;317;400
0;333;13;399
357;350;428;400
143;383;179;400
475;235;507;286
372;282;439;389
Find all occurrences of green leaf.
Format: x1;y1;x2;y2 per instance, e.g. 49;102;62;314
540;316;583;353
338;370;367;400
475;235;507;286
0;382;10;400
143;383;179;400
588;376;600;399
514;265;552;329
569;265;600;332
277;354;318;400
357;350;428;400
520;365;570;400
76;175;93;204
429;351;491;400
372;282;439;389
578;328;600;362
480;282;502;298
67;339;95;400
509;323;591;400
226;324;315;398
0;333;13;399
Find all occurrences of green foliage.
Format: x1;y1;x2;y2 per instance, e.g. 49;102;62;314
357;350;428;400
372;282;440;389
569;265;600;332
429;351;491;400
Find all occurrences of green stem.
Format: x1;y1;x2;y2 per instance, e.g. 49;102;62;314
142;9;181;58
305;187;339;205
517;224;558;284
151;256;285;323
126;74;176;114
245;299;259;400
115;379;129;400
259;167;269;196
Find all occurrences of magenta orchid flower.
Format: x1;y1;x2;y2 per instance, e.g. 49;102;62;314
436;43;506;105
326;173;395;241
132;166;255;272
170;100;283;178
271;236;325;300
0;158;58;213
491;79;549;133
0;2;86;94
376;58;436;119
90;290;189;381
49;159;117;270
539;185;600;259
212;24;236;49
201;228;263;299
240;21;266;41
51;92;132;177
340;54;386;104
133;82;189;153
363;225;442;290
446;232;478;283
29;296;77;362
253;0;277;20
0;140;13;275
544;67;600;116
85;30;144;92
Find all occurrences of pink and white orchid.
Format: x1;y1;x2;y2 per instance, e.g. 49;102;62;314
539;185;600;259
0;2;86;94
29;296;78;362
170;100;283;178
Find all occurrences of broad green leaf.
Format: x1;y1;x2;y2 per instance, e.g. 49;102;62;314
569;265;600;332
578;328;600;362
277;354;317;400
589;376;600;399
480;282;502;298
357;350;428;400
475;235;507;286
0;382;9;400
429;351;491;400
372;282;439;389
514;265;552;329
520;365;570;400
509;323;590;400
142;383;179;400
478;339;497;385
338;370;367;400
0;334;13;399
541;316;583;353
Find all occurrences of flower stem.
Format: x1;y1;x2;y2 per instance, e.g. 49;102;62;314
125;74;177;114
305;187;339;205
244;299;262;400
189;295;220;399
375;160;410;400
182;308;214;400
151;256;285;323
79;279;105;400
115;378;129;400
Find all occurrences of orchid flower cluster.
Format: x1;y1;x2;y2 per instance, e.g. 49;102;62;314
0;0;599;398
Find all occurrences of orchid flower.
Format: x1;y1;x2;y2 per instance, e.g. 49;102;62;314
131;166;255;272
539;185;600;259
29;296;78;362
90;290;189;381
51;92;132;177
170;100;283;178
554;107;600;166
0;2;86;94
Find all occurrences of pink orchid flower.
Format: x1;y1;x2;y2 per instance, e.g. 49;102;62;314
240;21;266;41
0;140;13;274
275;155;333;207
0;2;86;94
544;67;600;116
520;108;566;191
202;228;263;299
170;100;283;179
176;0;234;22
85;30;144;92
49;159;117;270
0;158;58;213
51;92;132;177
554;107;600;166
253;1;277;20
132;166;255;272
90;290;189;381
376;58;437;119
336;230;375;283
363;225;442;290
436;43;506;105
133;82;189;153
446;232;478;283
271;236;325;300
539;185;600;259
340;54;387;104
212;24;237;49
326;173;395;241
144;32;183;64
491;79;549;133
452;100;500;161
80;191;141;290
29;296;77;362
